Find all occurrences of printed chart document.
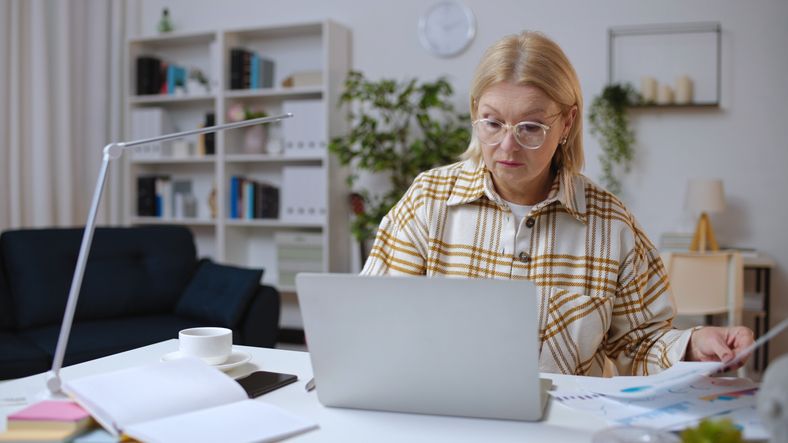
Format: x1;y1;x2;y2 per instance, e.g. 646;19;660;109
548;318;788;440
63;357;317;443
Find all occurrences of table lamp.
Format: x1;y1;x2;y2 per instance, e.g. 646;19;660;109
684;179;725;252
31;113;293;402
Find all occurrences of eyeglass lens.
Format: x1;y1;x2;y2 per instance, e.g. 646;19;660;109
474;120;546;149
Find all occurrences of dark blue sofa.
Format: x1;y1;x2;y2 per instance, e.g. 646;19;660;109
0;225;280;381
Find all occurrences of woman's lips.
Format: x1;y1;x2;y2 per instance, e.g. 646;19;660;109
498;160;523;167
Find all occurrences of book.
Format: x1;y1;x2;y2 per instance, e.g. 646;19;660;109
244;180;255;220
7;401;94;432
137;176;158;217
204;113;215;155
166;64;188;94
229;176;240;219
659;232;693;252
229;49;246;90
255;184;279;219
136;56;162;95
155;177;172;218
62;357;317;443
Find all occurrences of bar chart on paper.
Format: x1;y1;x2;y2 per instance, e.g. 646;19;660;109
551;377;761;435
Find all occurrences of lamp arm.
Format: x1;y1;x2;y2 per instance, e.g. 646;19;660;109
44;113;293;395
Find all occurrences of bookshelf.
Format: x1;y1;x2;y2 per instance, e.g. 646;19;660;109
124;20;351;303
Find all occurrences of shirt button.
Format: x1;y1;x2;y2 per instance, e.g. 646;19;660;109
525;218;535;228
518;252;531;263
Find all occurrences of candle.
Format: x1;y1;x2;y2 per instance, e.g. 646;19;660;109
674;75;693;104
640;77;657;104
656;84;674;105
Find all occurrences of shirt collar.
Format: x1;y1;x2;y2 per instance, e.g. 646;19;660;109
447;159;587;224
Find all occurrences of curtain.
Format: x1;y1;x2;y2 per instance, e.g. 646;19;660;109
0;0;125;231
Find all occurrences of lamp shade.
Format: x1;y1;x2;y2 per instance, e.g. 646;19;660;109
684;179;725;213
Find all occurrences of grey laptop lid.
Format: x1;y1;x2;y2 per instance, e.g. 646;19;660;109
295;273;548;421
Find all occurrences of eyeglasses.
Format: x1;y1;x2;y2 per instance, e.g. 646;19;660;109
472;113;562;150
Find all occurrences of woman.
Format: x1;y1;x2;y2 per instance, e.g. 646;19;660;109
361;30;753;377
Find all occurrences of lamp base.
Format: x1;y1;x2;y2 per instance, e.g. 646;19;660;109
689;212;719;252
25;373;69;404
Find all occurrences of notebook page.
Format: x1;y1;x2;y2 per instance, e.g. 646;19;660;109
123;400;318;443
64;357;246;436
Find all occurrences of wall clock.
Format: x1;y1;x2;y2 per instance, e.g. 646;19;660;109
418;1;476;57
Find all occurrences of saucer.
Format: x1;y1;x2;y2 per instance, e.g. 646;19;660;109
161;349;252;372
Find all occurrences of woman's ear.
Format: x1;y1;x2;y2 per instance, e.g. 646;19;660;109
563;105;578;138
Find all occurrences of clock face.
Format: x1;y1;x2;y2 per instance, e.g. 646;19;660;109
419;1;476;57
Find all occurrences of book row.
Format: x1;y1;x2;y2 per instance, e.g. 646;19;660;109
230;48;275;90
136;56;209;96
137;176;199;219
229;176;280;220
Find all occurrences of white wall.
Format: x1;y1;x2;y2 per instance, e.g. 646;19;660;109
131;0;788;361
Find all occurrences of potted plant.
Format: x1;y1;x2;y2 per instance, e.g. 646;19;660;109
329;71;471;245
587;83;640;195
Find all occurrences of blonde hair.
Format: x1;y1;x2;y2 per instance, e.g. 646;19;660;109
462;30;584;174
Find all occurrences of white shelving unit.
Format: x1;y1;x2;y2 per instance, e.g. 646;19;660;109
124;21;351;302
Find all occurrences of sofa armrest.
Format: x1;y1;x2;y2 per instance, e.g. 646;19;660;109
237;285;280;348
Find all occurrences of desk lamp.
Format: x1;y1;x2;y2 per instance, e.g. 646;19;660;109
33;113;293;401
684;179;725;252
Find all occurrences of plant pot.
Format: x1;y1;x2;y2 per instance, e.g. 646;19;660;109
243;125;267;154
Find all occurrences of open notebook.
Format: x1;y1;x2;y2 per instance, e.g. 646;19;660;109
296;273;551;421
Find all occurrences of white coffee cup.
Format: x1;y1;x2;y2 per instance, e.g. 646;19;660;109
178;327;233;365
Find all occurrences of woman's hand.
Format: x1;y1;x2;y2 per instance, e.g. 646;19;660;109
685;326;755;370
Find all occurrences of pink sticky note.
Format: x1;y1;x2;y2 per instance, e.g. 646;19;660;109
9;401;90;422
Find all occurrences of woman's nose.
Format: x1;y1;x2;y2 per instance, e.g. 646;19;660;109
499;128;521;152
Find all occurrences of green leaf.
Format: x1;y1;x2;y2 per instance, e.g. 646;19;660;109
329;71;471;242
587;83;639;194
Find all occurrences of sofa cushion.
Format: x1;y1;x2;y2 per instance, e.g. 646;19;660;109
175;259;263;328
20;314;202;367
0;332;50;381
1;226;197;329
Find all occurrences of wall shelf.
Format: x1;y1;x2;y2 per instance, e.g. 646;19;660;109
607;22;722;106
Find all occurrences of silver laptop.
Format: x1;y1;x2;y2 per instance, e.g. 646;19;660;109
295;273;551;421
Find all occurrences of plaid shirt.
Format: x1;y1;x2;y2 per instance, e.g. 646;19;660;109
362;159;694;376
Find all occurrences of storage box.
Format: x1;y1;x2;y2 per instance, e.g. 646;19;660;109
275;232;323;288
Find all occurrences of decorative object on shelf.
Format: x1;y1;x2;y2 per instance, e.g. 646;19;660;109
243;125;267;155
329;70;471;242
656;84;673;105
228;103;268;154
640;76;657;104
587;83;640;195
187;68;210;95
156;8;174;33
674;75;693;104
418;1;476;57
684;179;725;252
281;71;322;88
208;185;217;219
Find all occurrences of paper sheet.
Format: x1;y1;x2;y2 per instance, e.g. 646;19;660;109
551;376;758;430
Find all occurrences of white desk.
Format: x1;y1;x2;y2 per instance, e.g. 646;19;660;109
0;340;608;442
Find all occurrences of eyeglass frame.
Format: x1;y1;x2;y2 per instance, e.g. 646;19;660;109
471;112;564;150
